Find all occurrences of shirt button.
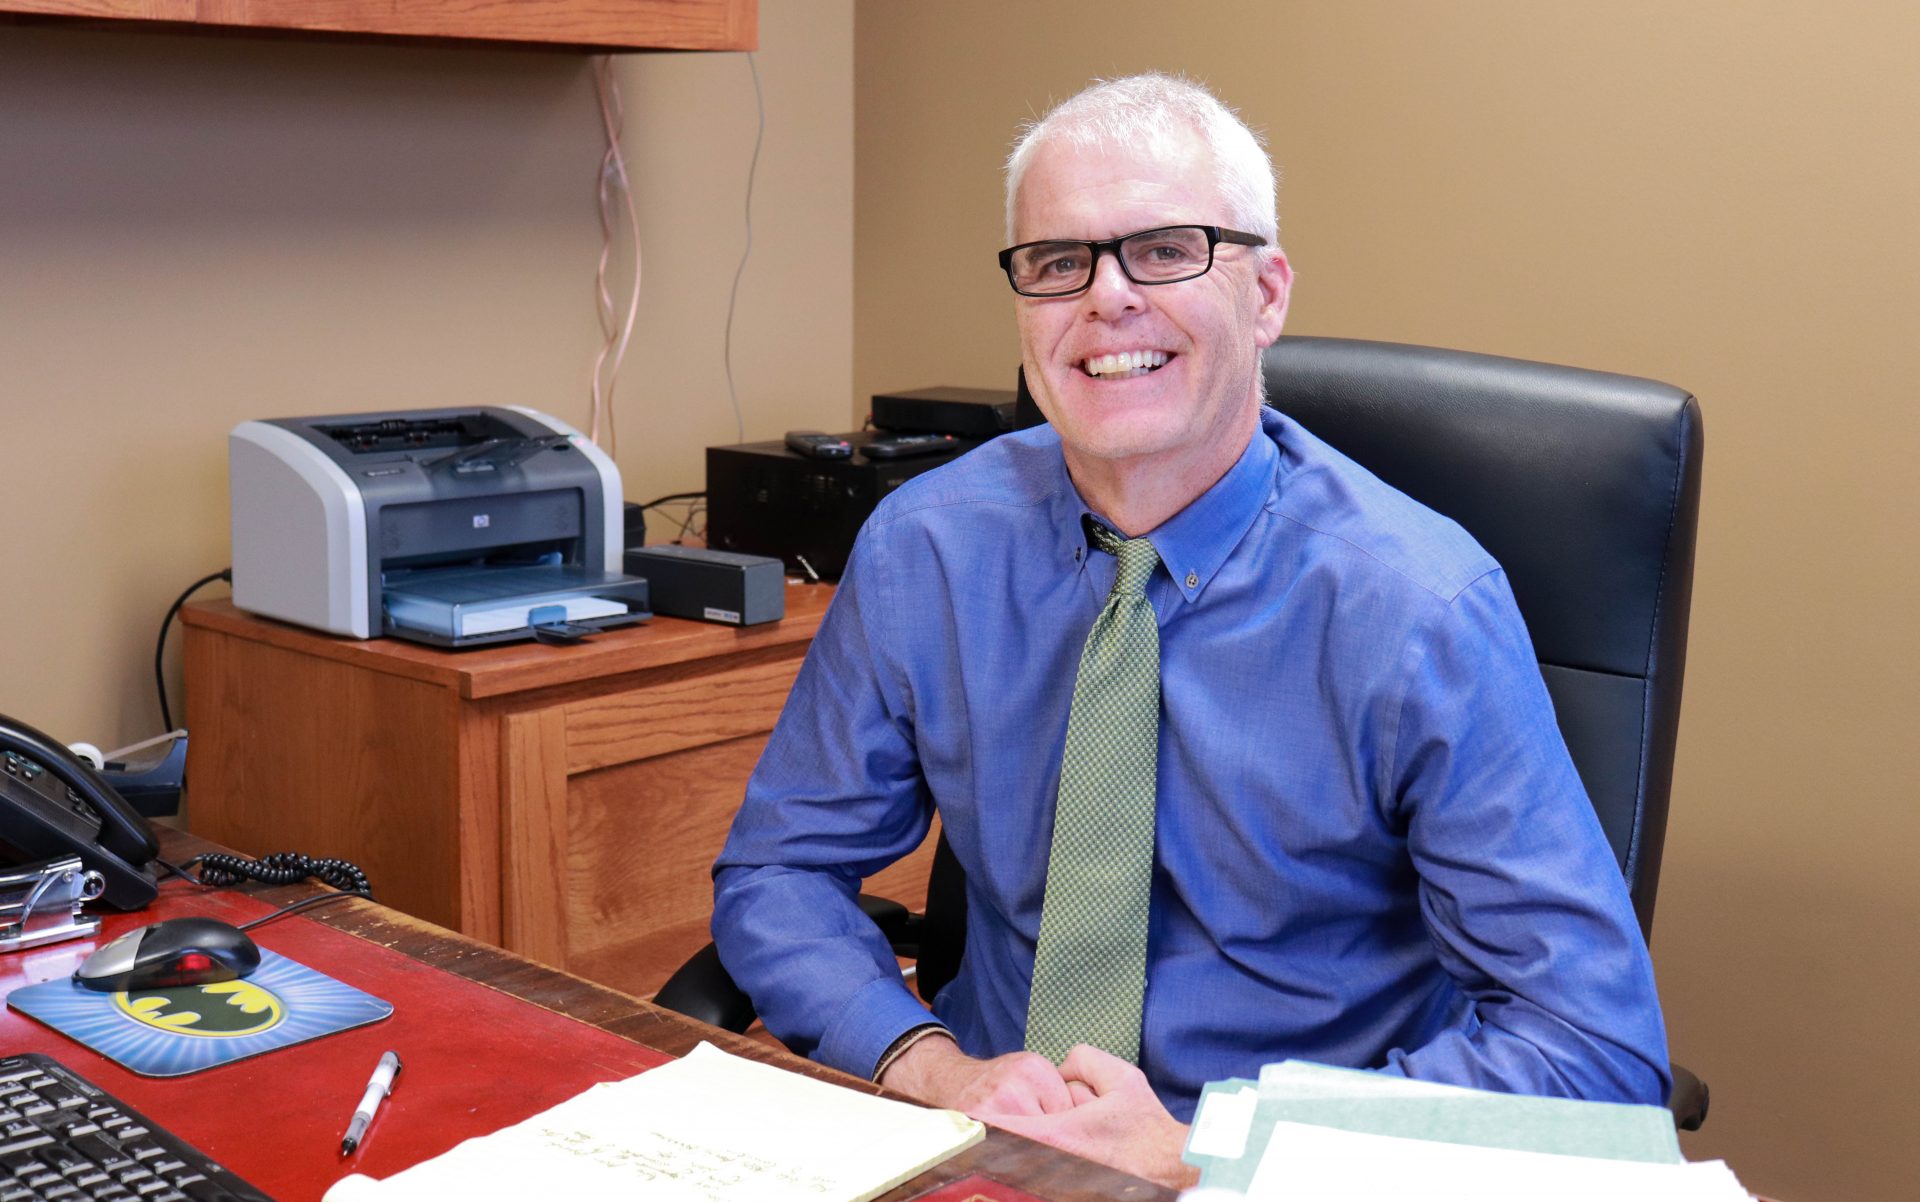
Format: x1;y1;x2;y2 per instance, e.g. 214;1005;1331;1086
1186;571;1199;588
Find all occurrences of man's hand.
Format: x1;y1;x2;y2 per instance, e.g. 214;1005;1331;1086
986;1045;1200;1191
878;1033;1075;1116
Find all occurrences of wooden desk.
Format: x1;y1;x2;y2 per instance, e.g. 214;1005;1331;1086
179;593;937;998
0;829;1172;1202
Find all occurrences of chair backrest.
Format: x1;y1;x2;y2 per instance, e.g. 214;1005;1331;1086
1256;337;1703;940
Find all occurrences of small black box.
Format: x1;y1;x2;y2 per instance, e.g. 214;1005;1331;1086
871;386;1017;439
623;545;785;626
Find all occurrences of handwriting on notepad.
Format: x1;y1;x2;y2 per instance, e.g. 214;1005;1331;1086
323;1043;984;1202
539;1126;839;1197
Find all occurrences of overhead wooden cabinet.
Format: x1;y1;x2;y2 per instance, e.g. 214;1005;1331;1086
180;590;934;998
0;0;756;51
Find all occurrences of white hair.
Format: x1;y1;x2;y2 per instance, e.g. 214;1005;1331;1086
1004;73;1280;245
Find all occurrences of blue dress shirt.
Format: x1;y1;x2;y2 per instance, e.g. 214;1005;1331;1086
713;407;1670;1121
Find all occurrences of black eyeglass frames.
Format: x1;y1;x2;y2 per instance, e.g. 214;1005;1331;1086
997;224;1266;297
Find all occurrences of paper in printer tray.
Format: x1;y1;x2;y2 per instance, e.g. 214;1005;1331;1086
381;564;650;648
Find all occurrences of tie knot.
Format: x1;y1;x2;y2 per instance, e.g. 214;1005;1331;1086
1089;524;1159;595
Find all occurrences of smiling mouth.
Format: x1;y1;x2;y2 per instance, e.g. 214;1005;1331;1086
1079;350;1172;379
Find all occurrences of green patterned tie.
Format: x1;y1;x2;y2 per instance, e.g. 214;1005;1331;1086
1025;524;1161;1065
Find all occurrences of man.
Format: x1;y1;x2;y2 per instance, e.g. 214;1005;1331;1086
713;73;1668;1188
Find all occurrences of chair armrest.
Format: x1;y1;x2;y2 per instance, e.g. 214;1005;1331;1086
652;941;757;1033
1669;1061;1709;1131
653;893;924;1034
858;893;923;954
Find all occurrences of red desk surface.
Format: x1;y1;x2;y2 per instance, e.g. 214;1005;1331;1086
1;884;669;1201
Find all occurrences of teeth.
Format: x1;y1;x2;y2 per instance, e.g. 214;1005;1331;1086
1082;350;1169;378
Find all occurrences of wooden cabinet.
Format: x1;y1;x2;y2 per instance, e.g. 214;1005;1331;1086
180;591;934;997
0;0;756;52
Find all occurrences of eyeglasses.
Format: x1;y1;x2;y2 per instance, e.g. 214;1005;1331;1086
998;224;1266;297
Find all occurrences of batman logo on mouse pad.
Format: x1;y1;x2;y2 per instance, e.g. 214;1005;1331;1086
114;978;287;1038
6;949;390;1076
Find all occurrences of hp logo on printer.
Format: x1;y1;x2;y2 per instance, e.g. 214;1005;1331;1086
473;514;491;528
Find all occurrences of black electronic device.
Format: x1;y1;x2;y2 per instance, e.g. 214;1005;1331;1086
0;1053;275;1201
72;917;261;992
623;545;785;626
870;386;1017;438
706;430;976;579
0;715;159;911
862;433;959;460
783;431;853;460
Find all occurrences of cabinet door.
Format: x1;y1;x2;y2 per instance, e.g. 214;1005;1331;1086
500;656;934;997
185;625;467;932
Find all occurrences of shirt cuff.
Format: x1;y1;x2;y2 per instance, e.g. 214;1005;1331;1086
817;973;949;1081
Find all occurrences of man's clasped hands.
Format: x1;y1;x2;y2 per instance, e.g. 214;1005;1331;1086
881;1033;1200;1190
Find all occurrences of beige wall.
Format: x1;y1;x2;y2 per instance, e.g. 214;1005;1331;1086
856;3;1918;1200
0;2;852;744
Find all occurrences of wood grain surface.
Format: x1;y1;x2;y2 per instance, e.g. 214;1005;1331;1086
0;0;757;50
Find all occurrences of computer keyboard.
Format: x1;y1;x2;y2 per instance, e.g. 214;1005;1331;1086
0;1054;272;1202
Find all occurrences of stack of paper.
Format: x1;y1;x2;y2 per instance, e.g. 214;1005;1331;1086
449;594;627;636
1183;1061;1751;1200
326;1042;983;1202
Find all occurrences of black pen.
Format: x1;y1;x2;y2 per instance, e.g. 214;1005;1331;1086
340;1050;402;1155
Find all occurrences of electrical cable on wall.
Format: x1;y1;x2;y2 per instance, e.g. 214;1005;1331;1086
721;52;765;446
590;55;643;456
155;569;231;731
635;490;707;545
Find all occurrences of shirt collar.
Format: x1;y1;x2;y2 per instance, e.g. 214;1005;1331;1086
1048;419;1279;604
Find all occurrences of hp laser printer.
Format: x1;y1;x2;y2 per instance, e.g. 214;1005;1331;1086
229;407;649;647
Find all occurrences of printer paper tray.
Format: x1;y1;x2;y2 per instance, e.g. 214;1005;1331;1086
382;565;652;649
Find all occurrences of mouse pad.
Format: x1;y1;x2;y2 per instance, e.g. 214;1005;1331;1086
6;949;393;1077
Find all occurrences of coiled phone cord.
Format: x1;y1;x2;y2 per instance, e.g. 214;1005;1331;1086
168;851;374;932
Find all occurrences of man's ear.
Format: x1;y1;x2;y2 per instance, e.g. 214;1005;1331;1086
1252;249;1293;348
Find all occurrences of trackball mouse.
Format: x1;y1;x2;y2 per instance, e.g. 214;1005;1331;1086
73;917;263;992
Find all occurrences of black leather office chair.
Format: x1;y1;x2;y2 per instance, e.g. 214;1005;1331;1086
657;336;1708;1129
